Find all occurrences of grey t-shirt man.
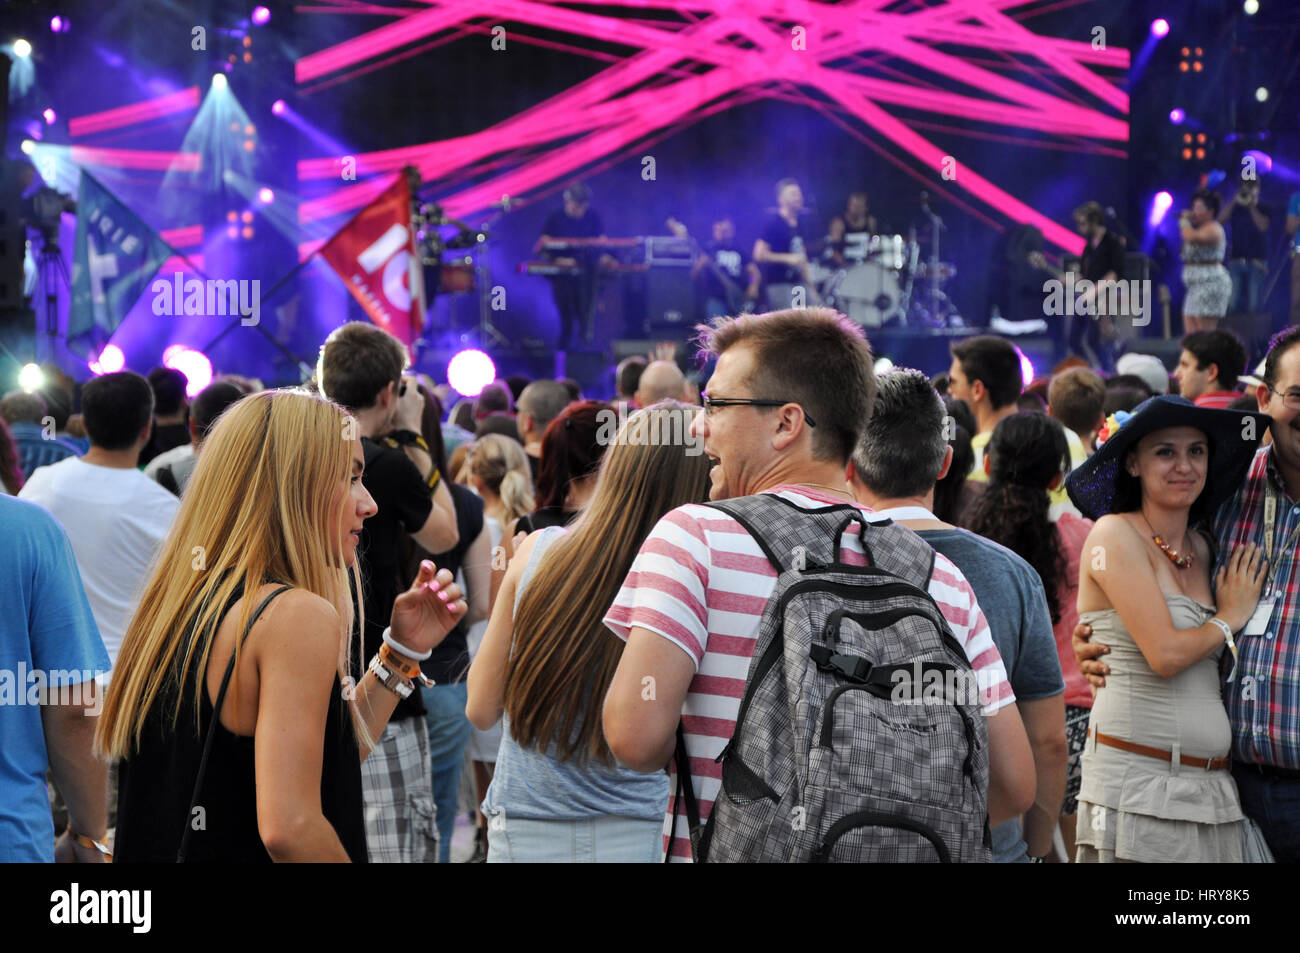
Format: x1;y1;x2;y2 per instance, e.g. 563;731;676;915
918;528;1065;862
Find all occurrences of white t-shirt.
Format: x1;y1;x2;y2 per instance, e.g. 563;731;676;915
604;486;1013;861
143;442;195;479
18;457;179;674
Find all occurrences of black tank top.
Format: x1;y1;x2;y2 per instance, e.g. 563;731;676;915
114;582;367;862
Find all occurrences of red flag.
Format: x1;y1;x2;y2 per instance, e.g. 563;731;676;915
318;174;425;346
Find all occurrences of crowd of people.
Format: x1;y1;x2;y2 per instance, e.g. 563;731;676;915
3;307;1299;864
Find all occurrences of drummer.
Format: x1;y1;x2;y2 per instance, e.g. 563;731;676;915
825;191;878;268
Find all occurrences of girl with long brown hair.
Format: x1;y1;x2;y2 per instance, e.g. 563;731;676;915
466;401;710;862
99;389;466;862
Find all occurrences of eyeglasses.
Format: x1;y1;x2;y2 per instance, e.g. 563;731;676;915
1267;384;1300;411
700;394;816;428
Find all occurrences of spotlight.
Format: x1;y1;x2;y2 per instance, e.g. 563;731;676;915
1150;19;1169;37
164;347;214;397
1243;150;1273;173
241;225;254;239
1013;347;1035;388
211;72;227;90
252;6;271;26
20;139;35;155
42;108;55;124
1256;87;1269;102
226;210;238;222
241;210;253;223
257;187;273;204
271;99;286;116
89;344;125;376
18;363;44;393
226;225;239;239
13;39;32;58
50;16;66;33
1244;0;1259;12
1169;108;1185;124
1149;191;1174;226
447;350;496;397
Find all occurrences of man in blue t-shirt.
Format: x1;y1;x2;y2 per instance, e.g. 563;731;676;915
0;495;109;862
848;369;1067;862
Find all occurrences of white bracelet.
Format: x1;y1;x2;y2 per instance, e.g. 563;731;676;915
1209;617;1236;652
383;626;432;661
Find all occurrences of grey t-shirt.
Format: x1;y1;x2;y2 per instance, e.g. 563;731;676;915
919;528;1064;863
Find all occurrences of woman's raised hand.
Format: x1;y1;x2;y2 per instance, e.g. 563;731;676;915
1214;543;1266;632
390;560;467;656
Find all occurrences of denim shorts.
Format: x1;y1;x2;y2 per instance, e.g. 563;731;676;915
485;812;663;863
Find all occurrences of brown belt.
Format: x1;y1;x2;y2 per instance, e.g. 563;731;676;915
1090;729;1229;771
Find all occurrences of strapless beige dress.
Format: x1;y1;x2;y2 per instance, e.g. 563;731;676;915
1074;593;1245;863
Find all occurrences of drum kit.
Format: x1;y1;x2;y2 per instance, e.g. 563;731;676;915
813;232;960;329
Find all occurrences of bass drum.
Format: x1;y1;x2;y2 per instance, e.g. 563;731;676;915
834;260;902;327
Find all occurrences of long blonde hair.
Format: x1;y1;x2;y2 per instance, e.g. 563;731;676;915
96;389;365;758
505;401;711;765
466;434;535;523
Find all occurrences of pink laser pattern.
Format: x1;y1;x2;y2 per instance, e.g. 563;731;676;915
295;0;1128;255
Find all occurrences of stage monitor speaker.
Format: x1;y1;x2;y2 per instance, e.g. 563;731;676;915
643;267;694;336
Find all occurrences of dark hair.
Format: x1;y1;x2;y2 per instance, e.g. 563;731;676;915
1191;188;1220;217
0;417;23;495
933;398;974;525
1049;366;1107;436
563;182;590;205
963;413;1070;624
1073;201;1104;227
147;367;189;416
1182;329;1247;390
944;396;976;437
1227;394;1259;413
951;335;1023;409
1103;374;1154;416
852;369;947;499
191;382;245;442
559;378;581;402
1017;391;1047;414
318;321;406;411
616;357;647;399
697;307;876;463
475;381;513;418
37;365;74;431
1111;427;1217;525
1263;325;1300;389
504;375;530;402
0;390;46;425
82;371;154;451
534;400;611;511
475;413;522;444
417;384;449;481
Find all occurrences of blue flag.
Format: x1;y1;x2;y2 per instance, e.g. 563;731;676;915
68;172;174;354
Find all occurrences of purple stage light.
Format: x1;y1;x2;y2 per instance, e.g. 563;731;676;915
252;6;270;25
42;108;56;124
89;344;125;375
1014;347;1034;388
1243;150;1273;173
271;99;286;116
50;16;65;33
1149;191;1174;227
1151;18;1169;37
1169;108;1185;124
447;349;496;397
164;347;214;397
257;187;274;204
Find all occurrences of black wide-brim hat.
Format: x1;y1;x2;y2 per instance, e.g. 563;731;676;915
1065;395;1270;521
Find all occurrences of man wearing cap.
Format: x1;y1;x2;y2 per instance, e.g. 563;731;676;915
1077;325;1300;860
1115;353;1171;396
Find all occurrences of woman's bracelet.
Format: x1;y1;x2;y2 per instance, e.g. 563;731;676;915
383;626;432;661
67;826;113;861
1209;617;1238;660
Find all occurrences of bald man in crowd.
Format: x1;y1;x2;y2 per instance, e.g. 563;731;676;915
634;360;690;407
517;379;573;481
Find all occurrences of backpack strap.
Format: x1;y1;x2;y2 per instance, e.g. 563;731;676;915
156;463;180;497
704;493;865;573
177;583;294;862
668;723;703;863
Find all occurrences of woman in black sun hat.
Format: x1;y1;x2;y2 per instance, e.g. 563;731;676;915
1065;395;1269;862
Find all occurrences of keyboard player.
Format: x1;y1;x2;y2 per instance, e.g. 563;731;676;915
535;182;614;349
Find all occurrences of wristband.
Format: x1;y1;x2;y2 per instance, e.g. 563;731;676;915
383;626;432;661
379;641;423;680
388;429;430;451
368;654;415;699
67;826;113;862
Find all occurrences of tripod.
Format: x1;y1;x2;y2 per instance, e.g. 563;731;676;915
37;234;70;362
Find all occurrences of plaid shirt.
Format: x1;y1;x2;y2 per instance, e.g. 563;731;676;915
1213;446;1300;770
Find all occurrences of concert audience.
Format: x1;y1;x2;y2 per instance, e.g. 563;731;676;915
138;367;191;467
0;417;23;494
851;372;1065;864
947;335;1024;482
516;378;572;480
634;360;690;407
1176;329;1248;408
144;380;245;496
1;390;79;479
932;395;980;525
511;400;610;537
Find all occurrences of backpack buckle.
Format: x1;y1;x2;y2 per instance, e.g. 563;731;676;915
811;643;872;683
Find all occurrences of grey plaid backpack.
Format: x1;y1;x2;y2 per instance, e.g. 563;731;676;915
674;494;991;863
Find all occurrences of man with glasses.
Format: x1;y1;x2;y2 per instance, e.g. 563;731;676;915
601;307;1033;861
1077;325;1300;860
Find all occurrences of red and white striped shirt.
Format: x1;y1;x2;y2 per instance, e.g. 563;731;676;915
604;486;1014;862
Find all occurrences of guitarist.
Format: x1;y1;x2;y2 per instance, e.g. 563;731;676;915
1029;201;1125;371
668;215;761;318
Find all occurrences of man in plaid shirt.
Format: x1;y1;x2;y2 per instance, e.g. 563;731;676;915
1078;326;1300;861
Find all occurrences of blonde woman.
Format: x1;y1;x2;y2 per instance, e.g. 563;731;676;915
461;433;535;856
98;389;466;862
467;402;711;862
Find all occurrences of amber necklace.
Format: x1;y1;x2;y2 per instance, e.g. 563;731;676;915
1140;512;1194;569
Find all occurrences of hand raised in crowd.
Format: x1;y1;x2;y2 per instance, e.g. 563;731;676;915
394;375;425;432
390;560;466;656
1214;543;1267;633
